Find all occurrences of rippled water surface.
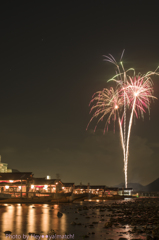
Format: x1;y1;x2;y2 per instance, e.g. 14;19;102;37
0;199;147;240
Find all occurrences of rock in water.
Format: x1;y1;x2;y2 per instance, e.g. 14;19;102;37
57;211;63;217
4;231;12;235
118;238;128;240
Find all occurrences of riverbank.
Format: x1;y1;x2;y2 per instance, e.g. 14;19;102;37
0;194;132;204
0;196;70;204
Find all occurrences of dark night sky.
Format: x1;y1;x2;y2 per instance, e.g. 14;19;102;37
0;1;159;186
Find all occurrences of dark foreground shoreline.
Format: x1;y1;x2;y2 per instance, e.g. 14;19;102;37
1;197;159;239
97;197;159;240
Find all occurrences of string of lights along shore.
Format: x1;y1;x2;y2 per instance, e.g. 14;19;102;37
87;50;159;188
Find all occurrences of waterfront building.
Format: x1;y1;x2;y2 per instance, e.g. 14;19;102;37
89;185;106;195
29;177;63;197
0;155;12;173
0;173;65;198
73;185;126;197
118;188;133;196
105;188;119;196
62;183;74;193
74;185;106;195
0;172;33;197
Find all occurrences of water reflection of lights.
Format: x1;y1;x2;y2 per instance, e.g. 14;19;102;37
124;198;132;201
28;204;35;233
2;205;14;233
49;204;66;235
16;204;22;233
49;204;59;231
113;224;133;239
41;205;49;233
58;213;66;234
44;204;48;208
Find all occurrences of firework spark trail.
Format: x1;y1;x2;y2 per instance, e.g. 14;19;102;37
125;97;136;188
123;75;157;187
104;53;127;168
123;71;127;177
118;116;125;162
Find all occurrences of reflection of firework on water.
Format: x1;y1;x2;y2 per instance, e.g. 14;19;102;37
87;52;158;188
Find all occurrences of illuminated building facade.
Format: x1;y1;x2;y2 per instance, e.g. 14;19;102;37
0;172;33;197
0;173;65;198
29;178;63;197
0;155;12;173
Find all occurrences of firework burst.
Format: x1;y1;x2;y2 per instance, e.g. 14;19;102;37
86;87;123;133
124;74;156;118
87;52;158;188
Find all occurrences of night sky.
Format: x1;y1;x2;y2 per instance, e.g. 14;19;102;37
1;1;159;186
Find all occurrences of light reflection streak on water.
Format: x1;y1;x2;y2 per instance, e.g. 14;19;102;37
50;205;59;232
27;205;35;233
48;204;66;235
16;204;22;234
112;224;146;240
58;213;66;234
2;205;14;233
41;204;49;233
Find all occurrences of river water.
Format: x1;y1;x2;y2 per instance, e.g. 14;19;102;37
0;199;147;240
